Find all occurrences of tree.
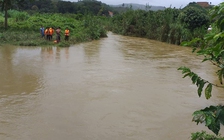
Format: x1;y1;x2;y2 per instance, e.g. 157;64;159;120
31;5;38;11
0;0;27;29
0;0;11;29
57;1;75;13
178;4;209;31
178;2;224;137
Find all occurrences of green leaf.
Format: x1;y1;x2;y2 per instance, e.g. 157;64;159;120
196;49;206;55
214;32;223;40
207;120;220;135
181;38;201;47
191;74;198;84
181;41;191;46
204;32;216;41
193;110;203;116
177;66;191;74
216;106;224;125
205;115;213;127
217;68;224;84
196;106;222;135
205;83;212;99
217;70;222;84
183;73;191;78
197;80;205;97
217;6;224;15
202;57;211;62
216;15;224;28
192;111;205;125
192;47;197;53
202;105;217;112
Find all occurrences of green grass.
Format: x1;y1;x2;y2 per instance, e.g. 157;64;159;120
0;11;109;47
0;29;105;47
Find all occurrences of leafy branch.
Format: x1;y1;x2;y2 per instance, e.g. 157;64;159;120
178;66;224;99
179;2;224;137
192;105;224;135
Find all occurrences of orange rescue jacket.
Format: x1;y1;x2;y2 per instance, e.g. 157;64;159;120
49;28;54;35
65;29;70;36
45;29;49;35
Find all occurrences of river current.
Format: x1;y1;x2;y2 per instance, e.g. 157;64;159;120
0;32;223;140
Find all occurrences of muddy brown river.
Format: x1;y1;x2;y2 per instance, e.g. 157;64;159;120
0;32;223;140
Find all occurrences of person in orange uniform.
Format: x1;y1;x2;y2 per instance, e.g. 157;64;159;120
49;27;54;40
64;27;70;41
44;27;50;40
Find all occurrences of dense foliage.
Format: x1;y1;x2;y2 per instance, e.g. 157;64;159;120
178;2;224;139
0;0;24;28
108;3;210;45
178;6;209;31
0;0;116;29
9;0;115;15
0;0;212;46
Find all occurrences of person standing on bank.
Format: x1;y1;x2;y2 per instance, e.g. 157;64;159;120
49;27;54;40
64;27;70;41
40;25;45;38
45;27;50;40
56;27;61;43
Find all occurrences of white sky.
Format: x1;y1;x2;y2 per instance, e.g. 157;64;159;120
67;0;224;8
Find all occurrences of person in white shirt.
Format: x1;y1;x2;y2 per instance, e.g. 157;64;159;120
207;25;212;32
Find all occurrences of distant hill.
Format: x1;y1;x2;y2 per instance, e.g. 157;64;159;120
110;3;166;11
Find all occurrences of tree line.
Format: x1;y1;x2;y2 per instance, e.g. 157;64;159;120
1;0;116;15
0;0;118;29
108;2;211;45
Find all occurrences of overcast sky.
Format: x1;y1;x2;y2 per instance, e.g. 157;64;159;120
67;0;224;8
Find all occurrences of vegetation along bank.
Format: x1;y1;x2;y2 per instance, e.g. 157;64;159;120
1;0;224;139
0;0;214;47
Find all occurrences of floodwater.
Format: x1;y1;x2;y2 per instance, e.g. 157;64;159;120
0;32;223;140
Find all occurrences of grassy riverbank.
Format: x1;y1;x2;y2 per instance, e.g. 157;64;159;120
0;11;108;47
0;3;210;47
0;30;106;47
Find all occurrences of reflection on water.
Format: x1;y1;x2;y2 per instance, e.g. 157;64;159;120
0;46;41;95
41;47;70;62
0;32;223;140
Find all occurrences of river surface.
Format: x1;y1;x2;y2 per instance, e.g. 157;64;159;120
0;32;223;140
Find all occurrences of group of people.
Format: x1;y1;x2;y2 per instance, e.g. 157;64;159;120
40;26;70;43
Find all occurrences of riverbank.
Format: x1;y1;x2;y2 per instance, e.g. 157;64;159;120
0;11;108;47
0;30;107;47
